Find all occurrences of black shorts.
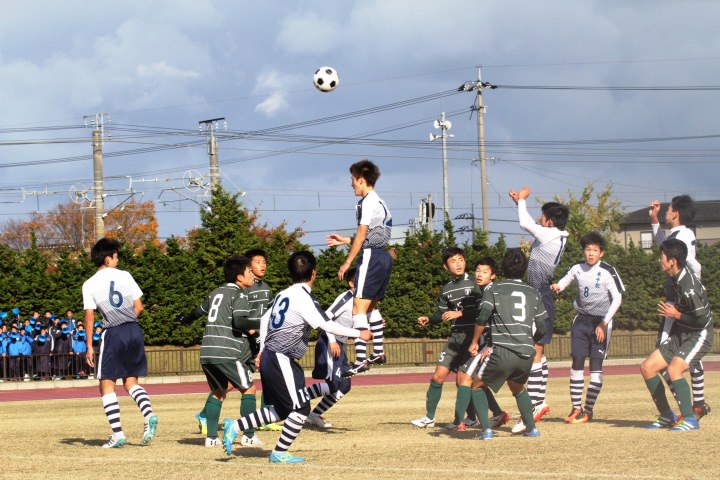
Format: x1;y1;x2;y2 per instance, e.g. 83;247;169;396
312;334;351;394
97;322;147;380
355;248;392;300
537;285;555;345
259;350;310;419
570;315;608;360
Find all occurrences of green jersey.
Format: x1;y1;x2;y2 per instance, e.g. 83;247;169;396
192;283;257;364
477;279;547;359
671;267;713;331
430;273;481;331
247;278;272;325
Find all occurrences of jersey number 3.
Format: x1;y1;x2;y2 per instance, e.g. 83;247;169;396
511;291;527;321
271;297;290;328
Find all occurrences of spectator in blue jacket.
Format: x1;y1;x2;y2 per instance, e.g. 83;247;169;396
0;332;7;382
8;331;23;380
19;328;33;381
72;325;88;378
52;320;72;380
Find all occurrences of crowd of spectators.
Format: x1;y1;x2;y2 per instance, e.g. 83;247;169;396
0;309;103;382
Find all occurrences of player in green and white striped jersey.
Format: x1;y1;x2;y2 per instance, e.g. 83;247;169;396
468;248;548;440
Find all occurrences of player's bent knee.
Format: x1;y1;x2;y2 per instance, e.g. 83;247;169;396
297;403;311;417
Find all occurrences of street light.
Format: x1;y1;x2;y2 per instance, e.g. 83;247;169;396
429;112;453;220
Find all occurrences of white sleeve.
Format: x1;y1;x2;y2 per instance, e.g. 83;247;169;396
555;268;575;292
359;192;379;226
602;277;622;324
517;199;559;244
319;320;361;339
82;282;96;310
258;310;270;353
651;223;666;246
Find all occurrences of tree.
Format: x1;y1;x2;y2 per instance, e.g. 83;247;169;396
551;183;625;244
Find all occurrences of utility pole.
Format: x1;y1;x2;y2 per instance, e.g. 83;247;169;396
84;113;110;242
429;113;453;219
199;117;226;190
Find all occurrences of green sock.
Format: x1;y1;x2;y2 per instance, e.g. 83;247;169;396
198;393;213;418
455;386;473;425
671;378;694;418
514;389;536;431
205;396;223;439
644;375;671;414
470;388;490;429
485;387;502;416
426;380;443;419
241;393;257;437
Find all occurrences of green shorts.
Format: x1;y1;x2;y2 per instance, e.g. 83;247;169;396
475;345;533;393
202;360;255;392
658;327;713;368
436;329;474;373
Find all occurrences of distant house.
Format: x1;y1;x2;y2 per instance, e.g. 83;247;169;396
615;200;720;249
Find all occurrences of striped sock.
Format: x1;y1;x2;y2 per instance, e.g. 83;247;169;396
128;385;153;420
352;314;369;363
690;363;705;406
102;393;123;435
527;362;543;408
237;406;280;432
369;310;384;355
274;411;306;453
307;382;331;400
569;369;584;409
540;357;549;404
312;391;344;416
584;371;603;413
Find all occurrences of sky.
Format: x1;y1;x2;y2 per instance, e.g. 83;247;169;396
1;1;720;249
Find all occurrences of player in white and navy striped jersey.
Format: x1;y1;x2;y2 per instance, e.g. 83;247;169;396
222;251;372;464
551;232;624;424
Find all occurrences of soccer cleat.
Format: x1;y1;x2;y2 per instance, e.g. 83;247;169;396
445;422;467;431
694;402;711;419
196;412;207;436
141;415;158;445
511;420;527;434
490;411;510;428
463;417;479;428
411;416;436;428
368;353;387;365
523;428;541;437
564;407;582;423
669;417;700;432
306;412;332;429
533;402;550;422
646;412;678;430
258;422;283;431
479;428;493;440
102;433;127;449
269;451;306;463
571;410;592;424
222;419;238;456
342;360;370;377
205;437;220;447
240;434;263;446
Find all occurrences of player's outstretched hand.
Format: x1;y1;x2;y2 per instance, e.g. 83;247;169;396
649;200;661;223
358;330;373;342
508;189;520;204
326;233;350;247
417;316;429;327
550;284;561;294
518;186;531;200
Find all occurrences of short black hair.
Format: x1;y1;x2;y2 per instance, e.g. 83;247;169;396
244;248;267;261
349;160;381;187
475;256;498;275
502;248;528;280
223;255;252;283
91;238;121;267
660;239;688;270
442;247;465;265
288;251;316;283
541;202;569;230
580;231;606;251
343;267;357;283
671;194;696;225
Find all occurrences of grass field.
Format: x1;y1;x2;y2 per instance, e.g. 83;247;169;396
1;373;717;480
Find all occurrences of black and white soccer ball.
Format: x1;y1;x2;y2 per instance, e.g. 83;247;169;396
313;66;339;92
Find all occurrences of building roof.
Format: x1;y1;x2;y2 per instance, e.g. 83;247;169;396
621;200;720;227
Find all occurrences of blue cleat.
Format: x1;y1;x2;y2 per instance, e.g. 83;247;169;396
269;451;306;463
196;412;207;435
523;428;541;437
223;419;238;456
479;428;493;440
646;412;677;430
141;415;159;445
669;417;699;432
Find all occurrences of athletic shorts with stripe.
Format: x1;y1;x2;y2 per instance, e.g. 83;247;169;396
97;321;148;380
202;360;255;392
311;334;351;395
658;327;714;368
571;314;609;359
437;329;474;373
354;247;392;300
535;285;556;345
260;349;311;419
459;336;492;377
474;345;534;393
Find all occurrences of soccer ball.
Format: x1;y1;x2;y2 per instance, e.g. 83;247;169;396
313;66;339;92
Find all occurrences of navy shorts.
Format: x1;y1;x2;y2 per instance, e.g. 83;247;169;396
355;248;392;300
570;315;608;359
311;334;351;395
537;285;555;345
97;322;148;380
260;350;310;419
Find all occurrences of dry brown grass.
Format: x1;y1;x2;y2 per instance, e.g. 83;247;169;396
0;373;717;480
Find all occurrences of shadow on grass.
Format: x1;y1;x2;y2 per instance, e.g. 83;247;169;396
60;437;114;447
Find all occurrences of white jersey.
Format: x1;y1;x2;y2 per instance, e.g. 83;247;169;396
82;268;143;329
259;283;360;359
518;199;569;289
652;224;701;279
324;290;354;344
357;190;392;248
556;261;624;323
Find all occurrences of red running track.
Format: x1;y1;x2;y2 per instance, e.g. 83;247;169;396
1;362;717;403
